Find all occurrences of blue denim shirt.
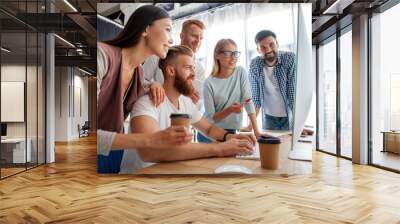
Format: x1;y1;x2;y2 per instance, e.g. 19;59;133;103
248;51;296;127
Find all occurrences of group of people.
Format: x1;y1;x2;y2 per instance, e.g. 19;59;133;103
97;5;297;173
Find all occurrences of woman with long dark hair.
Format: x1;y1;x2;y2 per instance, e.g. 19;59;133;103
97;5;192;173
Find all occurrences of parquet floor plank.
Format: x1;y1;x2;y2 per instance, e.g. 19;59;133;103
0;135;399;223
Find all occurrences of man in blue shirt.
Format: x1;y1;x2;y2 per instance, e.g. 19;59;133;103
247;30;295;131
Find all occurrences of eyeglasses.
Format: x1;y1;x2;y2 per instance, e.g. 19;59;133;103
219;51;241;58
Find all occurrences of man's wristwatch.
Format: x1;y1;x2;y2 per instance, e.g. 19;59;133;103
222;130;235;142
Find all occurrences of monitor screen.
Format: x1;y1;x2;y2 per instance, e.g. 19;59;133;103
1;123;7;137
290;3;313;161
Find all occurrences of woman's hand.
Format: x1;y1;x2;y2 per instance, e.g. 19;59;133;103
151;126;193;146
149;81;165;107
301;128;314;136
228;103;243;114
254;131;272;139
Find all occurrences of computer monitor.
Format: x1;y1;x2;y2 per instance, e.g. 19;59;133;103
289;3;314;161
1;123;7;138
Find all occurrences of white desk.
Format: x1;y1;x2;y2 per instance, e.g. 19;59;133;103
1;138;31;163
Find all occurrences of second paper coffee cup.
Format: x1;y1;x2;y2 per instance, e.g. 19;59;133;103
258;136;281;170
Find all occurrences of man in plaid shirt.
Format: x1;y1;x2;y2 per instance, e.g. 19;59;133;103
247;30;296;131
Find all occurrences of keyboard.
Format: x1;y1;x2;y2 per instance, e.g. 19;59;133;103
236;144;260;160
265;130;292;137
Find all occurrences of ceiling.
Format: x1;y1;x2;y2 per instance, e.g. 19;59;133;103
0;0;97;75
0;0;395;75
98;0;391;44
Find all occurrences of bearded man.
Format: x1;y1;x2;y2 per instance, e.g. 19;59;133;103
127;45;256;171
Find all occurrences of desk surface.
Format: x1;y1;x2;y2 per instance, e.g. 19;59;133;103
1;138;27;143
381;131;400;134
135;135;313;176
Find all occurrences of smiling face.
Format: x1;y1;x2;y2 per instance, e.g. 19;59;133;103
172;54;196;96
216;43;239;71
145;18;173;59
180;24;204;54
256;36;279;66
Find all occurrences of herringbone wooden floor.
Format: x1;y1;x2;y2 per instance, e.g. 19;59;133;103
0;135;399;223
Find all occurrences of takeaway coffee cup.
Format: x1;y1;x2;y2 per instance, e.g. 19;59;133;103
257;136;281;170
170;113;191;128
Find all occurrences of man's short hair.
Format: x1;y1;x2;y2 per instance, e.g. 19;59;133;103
158;45;194;74
255;30;277;44
181;19;205;33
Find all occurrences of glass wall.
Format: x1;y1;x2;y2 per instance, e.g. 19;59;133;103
317;36;337;155
0;1;46;179
1;32;28;177
339;28;352;158
371;3;400;171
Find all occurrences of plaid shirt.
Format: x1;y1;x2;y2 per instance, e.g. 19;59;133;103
248;51;296;125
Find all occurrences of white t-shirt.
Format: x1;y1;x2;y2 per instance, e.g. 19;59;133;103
263;66;287;117
120;94;202;174
131;94;203;130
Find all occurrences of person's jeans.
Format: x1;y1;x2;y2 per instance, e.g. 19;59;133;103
97;150;124;173
197;129;237;143
262;114;289;130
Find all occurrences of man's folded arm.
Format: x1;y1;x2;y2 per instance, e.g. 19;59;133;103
130;115;218;162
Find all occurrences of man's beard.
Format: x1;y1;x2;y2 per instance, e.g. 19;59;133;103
190;43;199;53
264;52;277;64
174;72;195;96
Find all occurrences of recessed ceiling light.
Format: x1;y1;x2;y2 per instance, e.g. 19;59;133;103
1;47;11;53
78;67;93;76
54;34;75;48
97;14;124;29
322;0;354;15
63;0;78;12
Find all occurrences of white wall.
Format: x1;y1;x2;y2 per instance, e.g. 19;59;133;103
71;72;89;138
54;67;89;141
55;66;69;141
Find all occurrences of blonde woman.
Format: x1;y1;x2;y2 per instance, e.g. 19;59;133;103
199;39;263;143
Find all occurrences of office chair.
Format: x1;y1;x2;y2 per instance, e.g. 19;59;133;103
78;121;90;138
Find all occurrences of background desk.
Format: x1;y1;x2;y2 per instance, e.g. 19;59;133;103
135;135;312;176
1;138;31;164
382;131;400;154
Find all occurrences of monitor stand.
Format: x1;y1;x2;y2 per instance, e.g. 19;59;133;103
288;148;312;161
288;139;313;161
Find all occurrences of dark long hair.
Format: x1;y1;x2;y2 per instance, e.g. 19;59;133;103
103;5;170;48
